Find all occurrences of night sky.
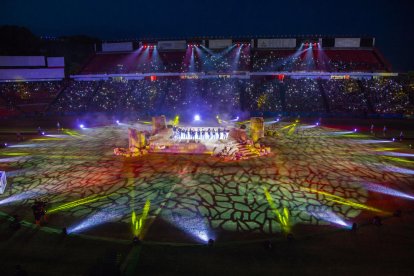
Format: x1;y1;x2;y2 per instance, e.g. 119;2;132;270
1;0;413;71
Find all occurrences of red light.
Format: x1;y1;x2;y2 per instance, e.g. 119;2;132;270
278;74;285;81
150;75;157;81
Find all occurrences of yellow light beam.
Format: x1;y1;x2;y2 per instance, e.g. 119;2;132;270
303;187;388;214
264;187;291;233
47;194;108;214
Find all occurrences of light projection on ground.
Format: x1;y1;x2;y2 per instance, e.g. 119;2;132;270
0;123;413;242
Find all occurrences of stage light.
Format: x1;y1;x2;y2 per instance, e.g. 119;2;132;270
116;120;120;124
354;128;357;132
79;124;85;129
316;122;319;126
373;216;382;226
194;114;201;121
351;222;358;232
364;182;414;200
308;209;350;228
264;187;291;233
41;132;45;136
67;210;121;234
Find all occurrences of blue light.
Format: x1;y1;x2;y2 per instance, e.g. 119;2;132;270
67;210;121;234
364;182;414;200
79;124;85;129
194;115;201;121
308;209;350;228
163;214;212;243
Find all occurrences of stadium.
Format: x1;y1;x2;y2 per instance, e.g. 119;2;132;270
0;8;414;276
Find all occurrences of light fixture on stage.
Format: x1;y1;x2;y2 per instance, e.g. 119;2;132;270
194;114;201;121
354;128;357;132
394;210;402;217
373;216;382;226
79;124;85;129
351;222;358;232
116;120;120;125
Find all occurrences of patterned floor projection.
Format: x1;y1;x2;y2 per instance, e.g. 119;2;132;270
0;123;413;242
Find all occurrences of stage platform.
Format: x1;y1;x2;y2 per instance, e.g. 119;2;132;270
148;127;239;155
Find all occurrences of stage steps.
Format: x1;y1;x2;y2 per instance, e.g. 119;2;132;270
236;143;261;158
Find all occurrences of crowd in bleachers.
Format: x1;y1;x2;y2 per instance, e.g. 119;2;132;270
0;77;411;117
0;81;63;114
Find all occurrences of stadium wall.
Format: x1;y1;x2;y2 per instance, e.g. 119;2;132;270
0;68;64;81
208;39;233;49
0;56;46;67
257;38;296;48
47;57;65;67
334;38;361;48
102;42;133;52
157;40;187;50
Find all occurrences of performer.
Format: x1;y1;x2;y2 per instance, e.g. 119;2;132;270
202;129;205;139
218;128;222;139
208;128;211;139
212;128;216;139
370;124;374;135
197;128;201;139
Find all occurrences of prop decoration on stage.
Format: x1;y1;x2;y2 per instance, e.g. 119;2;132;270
0;171;7;194
152;115;167;133
114;115;270;159
250;117;264;142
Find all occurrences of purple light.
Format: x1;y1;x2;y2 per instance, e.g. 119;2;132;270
354;128;357;132
79;124;85;129
355;140;392;144
382;164;414;175
194;114;201;121
364;182;414;200
378;151;414;157
308;209;350;228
